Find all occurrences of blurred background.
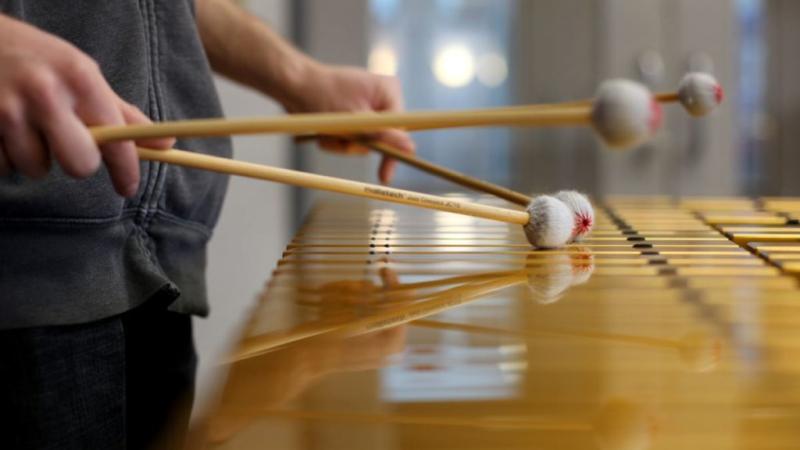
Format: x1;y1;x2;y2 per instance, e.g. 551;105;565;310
195;0;797;412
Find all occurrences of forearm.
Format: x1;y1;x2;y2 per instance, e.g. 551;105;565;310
195;0;414;183
196;0;318;106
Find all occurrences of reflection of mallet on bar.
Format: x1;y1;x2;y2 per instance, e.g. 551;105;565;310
227;275;523;363
230;258;605;364
414;319;721;373
242;398;656;450
294;249;595;307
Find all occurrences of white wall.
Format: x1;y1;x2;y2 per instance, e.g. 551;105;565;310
193;0;291;416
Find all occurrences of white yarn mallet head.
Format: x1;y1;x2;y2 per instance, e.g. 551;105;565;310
677;72;724;117
591;79;662;150
554;190;595;242
523;195;574;249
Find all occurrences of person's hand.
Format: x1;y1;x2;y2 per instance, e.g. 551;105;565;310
0;15;174;197
283;63;415;184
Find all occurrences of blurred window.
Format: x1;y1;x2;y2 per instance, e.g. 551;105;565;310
369;0;517;192
737;0;765;194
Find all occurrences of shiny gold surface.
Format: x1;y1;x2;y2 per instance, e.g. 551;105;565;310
197;196;800;450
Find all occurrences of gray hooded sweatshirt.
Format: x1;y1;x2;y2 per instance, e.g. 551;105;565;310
0;0;233;329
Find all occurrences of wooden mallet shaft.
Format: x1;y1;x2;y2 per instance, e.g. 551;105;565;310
655;92;680;103
363;140;531;206
407;92;675;124
294;134;532;206
501;91;677;111
93;106;591;144
136;147;530;225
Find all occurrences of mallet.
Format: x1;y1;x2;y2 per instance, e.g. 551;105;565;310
300;139;594;241
137;147;576;248
93;79;661;151
365;143;595;240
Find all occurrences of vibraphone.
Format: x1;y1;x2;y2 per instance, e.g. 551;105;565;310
198;195;800;450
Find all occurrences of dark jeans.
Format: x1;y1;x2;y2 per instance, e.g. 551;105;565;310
0;302;197;450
